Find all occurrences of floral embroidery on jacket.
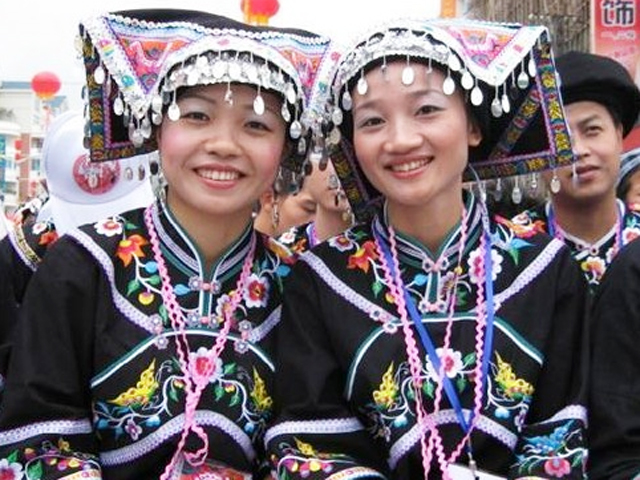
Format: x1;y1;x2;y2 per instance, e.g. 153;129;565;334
94;355;273;443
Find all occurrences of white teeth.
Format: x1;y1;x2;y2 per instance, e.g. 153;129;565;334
199;169;240;181
390;160;428;172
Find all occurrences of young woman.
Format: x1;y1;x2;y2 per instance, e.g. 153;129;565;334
0;9;328;480
0;111;153;398
266;19;589;479
254;171;318;238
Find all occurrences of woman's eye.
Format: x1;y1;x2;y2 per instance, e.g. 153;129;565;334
418;105;438;115
358;117;383;128
247;120;271;131
182;111;208;121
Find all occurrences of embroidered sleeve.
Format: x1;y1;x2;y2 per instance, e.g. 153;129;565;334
509;249;588;479
0;237;103;479
266;261;389;480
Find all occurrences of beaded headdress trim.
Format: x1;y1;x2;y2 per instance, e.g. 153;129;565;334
79;12;329;162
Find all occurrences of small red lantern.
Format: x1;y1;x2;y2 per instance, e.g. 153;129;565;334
31;71;61;101
241;0;279;25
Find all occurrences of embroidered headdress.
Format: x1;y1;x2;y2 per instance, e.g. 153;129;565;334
78;9;330;178
312;18;574;221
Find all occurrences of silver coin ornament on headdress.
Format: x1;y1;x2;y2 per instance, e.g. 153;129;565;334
323;20;542;152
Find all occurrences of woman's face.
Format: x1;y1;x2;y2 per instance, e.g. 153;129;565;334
351;62;481;210
157;83;287;223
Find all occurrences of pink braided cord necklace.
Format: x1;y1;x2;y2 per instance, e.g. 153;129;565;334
373;209;489;479
144;204;256;479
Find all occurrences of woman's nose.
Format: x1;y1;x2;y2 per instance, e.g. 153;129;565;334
383;121;422;152
203;124;242;157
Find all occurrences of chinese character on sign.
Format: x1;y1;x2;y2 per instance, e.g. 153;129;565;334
601;0;636;26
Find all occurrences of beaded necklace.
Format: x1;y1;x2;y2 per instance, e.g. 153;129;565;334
144;205;256;479
373;210;494;479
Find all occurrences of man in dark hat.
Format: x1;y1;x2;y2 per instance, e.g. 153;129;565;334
512;51;640;289
519;52;640;479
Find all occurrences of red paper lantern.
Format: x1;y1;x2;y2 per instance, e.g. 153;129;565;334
31;71;61;101
241;0;279;25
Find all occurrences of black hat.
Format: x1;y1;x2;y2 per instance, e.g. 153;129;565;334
556;51;640;137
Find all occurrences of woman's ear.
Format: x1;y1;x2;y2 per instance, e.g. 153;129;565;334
468;119;483;148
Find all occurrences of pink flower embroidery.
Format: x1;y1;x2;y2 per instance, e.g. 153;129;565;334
125;418;143;441
243;274;269;308
427;347;464;380
623;226;640;245
0;458;24;480
467;247;503;284
543;457;571;477
188;347;223;384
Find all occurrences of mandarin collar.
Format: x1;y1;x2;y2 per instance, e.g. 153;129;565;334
374;192;483;269
149;200;254;281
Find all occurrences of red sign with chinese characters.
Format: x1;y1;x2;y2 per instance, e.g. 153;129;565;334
592;0;640;149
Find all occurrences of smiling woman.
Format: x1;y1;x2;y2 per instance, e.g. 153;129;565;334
266;17;590;479
0;8;332;480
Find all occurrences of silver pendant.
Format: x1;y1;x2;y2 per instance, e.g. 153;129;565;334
517;71;529;89
289;120;302;139
461;70;474;90
401;66;415;86
470;86;483;106
332;107;343;125
253;94;265;115
357;77;368;95
443;76;456;95
511;185;522;204
93;65;105;85
113;96;124;116
528;57;536;77
167;103;181;121
501;93;511;114
341;90;353;111
491;98;503;117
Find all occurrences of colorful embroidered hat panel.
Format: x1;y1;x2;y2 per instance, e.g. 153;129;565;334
79;9;331;162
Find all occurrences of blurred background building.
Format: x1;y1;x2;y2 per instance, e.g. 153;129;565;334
0;77;67;217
